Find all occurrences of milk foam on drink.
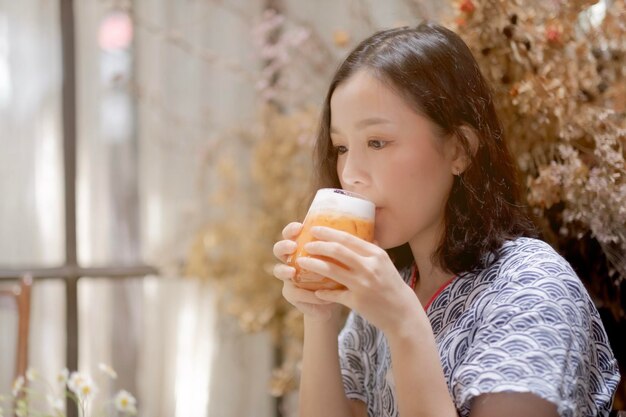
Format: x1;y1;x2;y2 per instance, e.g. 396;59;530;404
289;189;375;291
306;189;375;219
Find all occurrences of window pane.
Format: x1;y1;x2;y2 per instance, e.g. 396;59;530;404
76;4;140;266
0;1;64;267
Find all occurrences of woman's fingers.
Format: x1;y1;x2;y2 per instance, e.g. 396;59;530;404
273;263;295;281
282;222;303;240
303;240;362;271
315;288;351;308
296;256;356;289
310;226;377;256
282;281;333;305
273;222;303;262
273;239;298;263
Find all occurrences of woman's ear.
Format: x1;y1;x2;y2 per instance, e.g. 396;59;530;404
450;125;479;175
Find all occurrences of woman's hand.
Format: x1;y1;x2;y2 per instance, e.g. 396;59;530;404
296;226;423;335
272;222;343;323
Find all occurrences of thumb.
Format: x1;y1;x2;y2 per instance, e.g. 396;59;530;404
315;289;348;306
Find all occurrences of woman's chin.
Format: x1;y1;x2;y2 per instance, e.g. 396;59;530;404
373;235;394;250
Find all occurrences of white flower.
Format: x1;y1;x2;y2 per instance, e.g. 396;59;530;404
67;372;83;392
47;394;64;416
12;376;24;397
114;390;137;415
77;380;98;401
68;372;98;401
57;368;69;385
98;363;118;379
25;367;38;381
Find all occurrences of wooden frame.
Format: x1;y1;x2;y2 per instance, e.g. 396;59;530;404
0;275;32;380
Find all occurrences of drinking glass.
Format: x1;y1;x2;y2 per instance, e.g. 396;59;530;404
288;188;375;291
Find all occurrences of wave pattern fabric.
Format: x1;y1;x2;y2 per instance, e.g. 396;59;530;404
338;238;620;417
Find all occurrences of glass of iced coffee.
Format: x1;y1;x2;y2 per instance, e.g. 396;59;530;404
288;188;375;291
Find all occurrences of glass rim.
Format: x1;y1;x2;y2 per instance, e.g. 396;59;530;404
317;188;372;203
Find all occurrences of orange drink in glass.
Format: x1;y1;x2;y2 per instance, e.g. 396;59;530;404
289;188;375;291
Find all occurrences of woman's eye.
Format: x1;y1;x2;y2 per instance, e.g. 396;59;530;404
368;139;387;149
334;145;348;155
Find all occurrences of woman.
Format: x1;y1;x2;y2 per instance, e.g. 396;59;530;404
272;22;619;417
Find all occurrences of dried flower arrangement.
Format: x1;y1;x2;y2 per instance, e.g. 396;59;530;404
453;0;625;265
452;1;625;404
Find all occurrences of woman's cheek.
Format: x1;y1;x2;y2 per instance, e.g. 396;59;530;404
374;214;404;250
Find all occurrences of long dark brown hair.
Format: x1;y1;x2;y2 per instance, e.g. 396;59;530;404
313;22;537;274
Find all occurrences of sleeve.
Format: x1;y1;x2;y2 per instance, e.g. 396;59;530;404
338;310;369;403
450;243;620;417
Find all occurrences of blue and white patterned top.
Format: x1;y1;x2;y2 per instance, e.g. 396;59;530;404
338;237;620;417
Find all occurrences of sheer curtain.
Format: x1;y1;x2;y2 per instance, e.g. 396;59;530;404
133;0;274;415
0;0;64;270
0;0;65;402
1;0;274;415
76;0;274;416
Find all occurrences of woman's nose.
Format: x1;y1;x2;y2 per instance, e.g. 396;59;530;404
339;151;369;187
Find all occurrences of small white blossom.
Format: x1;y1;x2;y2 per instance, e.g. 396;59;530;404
98;363;118;379
12;376;24;397
25;368;38;381
67;372;84;392
114;390;137;415
78;381;98;401
68;372;98;401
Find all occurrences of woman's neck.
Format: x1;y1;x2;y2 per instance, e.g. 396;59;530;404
408;224;455;306
412;256;454;307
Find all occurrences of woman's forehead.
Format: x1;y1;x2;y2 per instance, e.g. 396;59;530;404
330;71;419;131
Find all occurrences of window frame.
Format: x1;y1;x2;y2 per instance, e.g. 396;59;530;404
0;2;156;415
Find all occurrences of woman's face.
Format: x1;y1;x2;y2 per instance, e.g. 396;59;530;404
329;70;460;252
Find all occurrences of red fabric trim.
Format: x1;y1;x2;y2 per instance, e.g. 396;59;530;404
408;264;456;310
424;274;457;311
409;264;417;290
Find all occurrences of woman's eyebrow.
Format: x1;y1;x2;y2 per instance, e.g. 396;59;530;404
330;117;393;134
